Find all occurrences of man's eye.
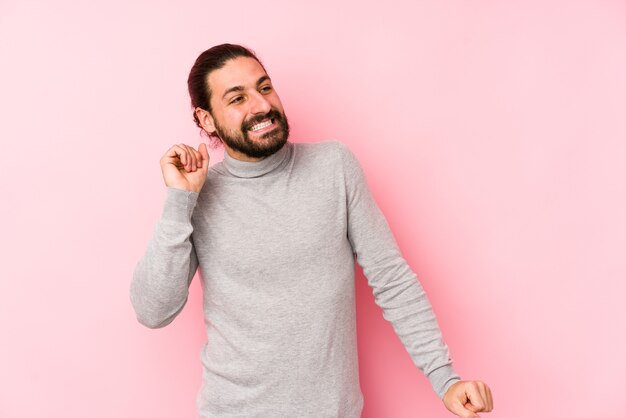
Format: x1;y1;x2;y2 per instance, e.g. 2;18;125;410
230;96;244;104
260;85;272;93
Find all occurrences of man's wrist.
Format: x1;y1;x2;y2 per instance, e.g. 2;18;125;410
428;364;461;399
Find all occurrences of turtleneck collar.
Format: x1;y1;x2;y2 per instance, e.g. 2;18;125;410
222;142;292;178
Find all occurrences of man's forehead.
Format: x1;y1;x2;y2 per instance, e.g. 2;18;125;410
207;57;269;95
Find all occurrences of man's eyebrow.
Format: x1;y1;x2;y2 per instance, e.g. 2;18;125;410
221;76;272;100
256;75;271;86
222;85;245;99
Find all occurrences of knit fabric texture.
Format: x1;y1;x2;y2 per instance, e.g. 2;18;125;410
131;141;460;417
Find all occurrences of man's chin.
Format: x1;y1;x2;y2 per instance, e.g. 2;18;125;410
248;127;287;146
251;137;287;157
222;136;286;159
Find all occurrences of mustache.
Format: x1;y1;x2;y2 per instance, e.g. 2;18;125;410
242;109;284;130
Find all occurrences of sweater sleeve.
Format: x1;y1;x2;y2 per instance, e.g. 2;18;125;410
130;187;200;329
339;144;461;399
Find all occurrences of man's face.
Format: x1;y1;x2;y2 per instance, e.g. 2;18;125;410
202;57;289;160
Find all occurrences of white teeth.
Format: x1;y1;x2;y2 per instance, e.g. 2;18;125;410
250;120;272;131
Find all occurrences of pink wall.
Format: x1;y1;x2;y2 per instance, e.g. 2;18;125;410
1;0;625;417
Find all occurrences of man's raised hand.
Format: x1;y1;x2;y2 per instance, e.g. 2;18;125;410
160;143;209;193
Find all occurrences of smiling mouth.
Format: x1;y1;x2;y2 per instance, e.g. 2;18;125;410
248;118;274;132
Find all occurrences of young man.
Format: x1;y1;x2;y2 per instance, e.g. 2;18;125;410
131;44;493;418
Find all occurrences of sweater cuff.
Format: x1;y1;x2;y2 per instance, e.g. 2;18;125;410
427;364;461;399
161;187;199;223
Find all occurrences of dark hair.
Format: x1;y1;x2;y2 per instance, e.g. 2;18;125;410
187;44;265;138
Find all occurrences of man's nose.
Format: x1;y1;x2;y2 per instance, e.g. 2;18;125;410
248;92;272;114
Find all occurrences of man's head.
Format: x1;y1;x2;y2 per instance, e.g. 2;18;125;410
188;44;290;161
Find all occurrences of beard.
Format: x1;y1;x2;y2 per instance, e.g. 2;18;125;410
213;108;290;159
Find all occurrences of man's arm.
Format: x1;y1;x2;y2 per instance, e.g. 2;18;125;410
130;188;200;328
130;143;209;328
339;143;493;416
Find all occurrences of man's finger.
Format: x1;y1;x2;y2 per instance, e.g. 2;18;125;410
187;145;200;170
162;144;188;167
179;143;196;170
198;143;209;167
478;382;493;412
449;400;480;418
465;402;479;413
191;147;202;168
466;382;486;411
483;383;494;411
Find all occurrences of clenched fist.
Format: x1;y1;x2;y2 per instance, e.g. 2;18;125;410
443;380;494;418
160;143;209;193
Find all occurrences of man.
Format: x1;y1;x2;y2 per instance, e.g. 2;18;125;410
131;44;493;418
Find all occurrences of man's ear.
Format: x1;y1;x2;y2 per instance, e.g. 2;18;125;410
195;107;216;135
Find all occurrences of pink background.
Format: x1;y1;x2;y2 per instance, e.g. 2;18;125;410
1;0;625;417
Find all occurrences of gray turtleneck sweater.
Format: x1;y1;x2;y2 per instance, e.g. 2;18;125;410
131;141;460;417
